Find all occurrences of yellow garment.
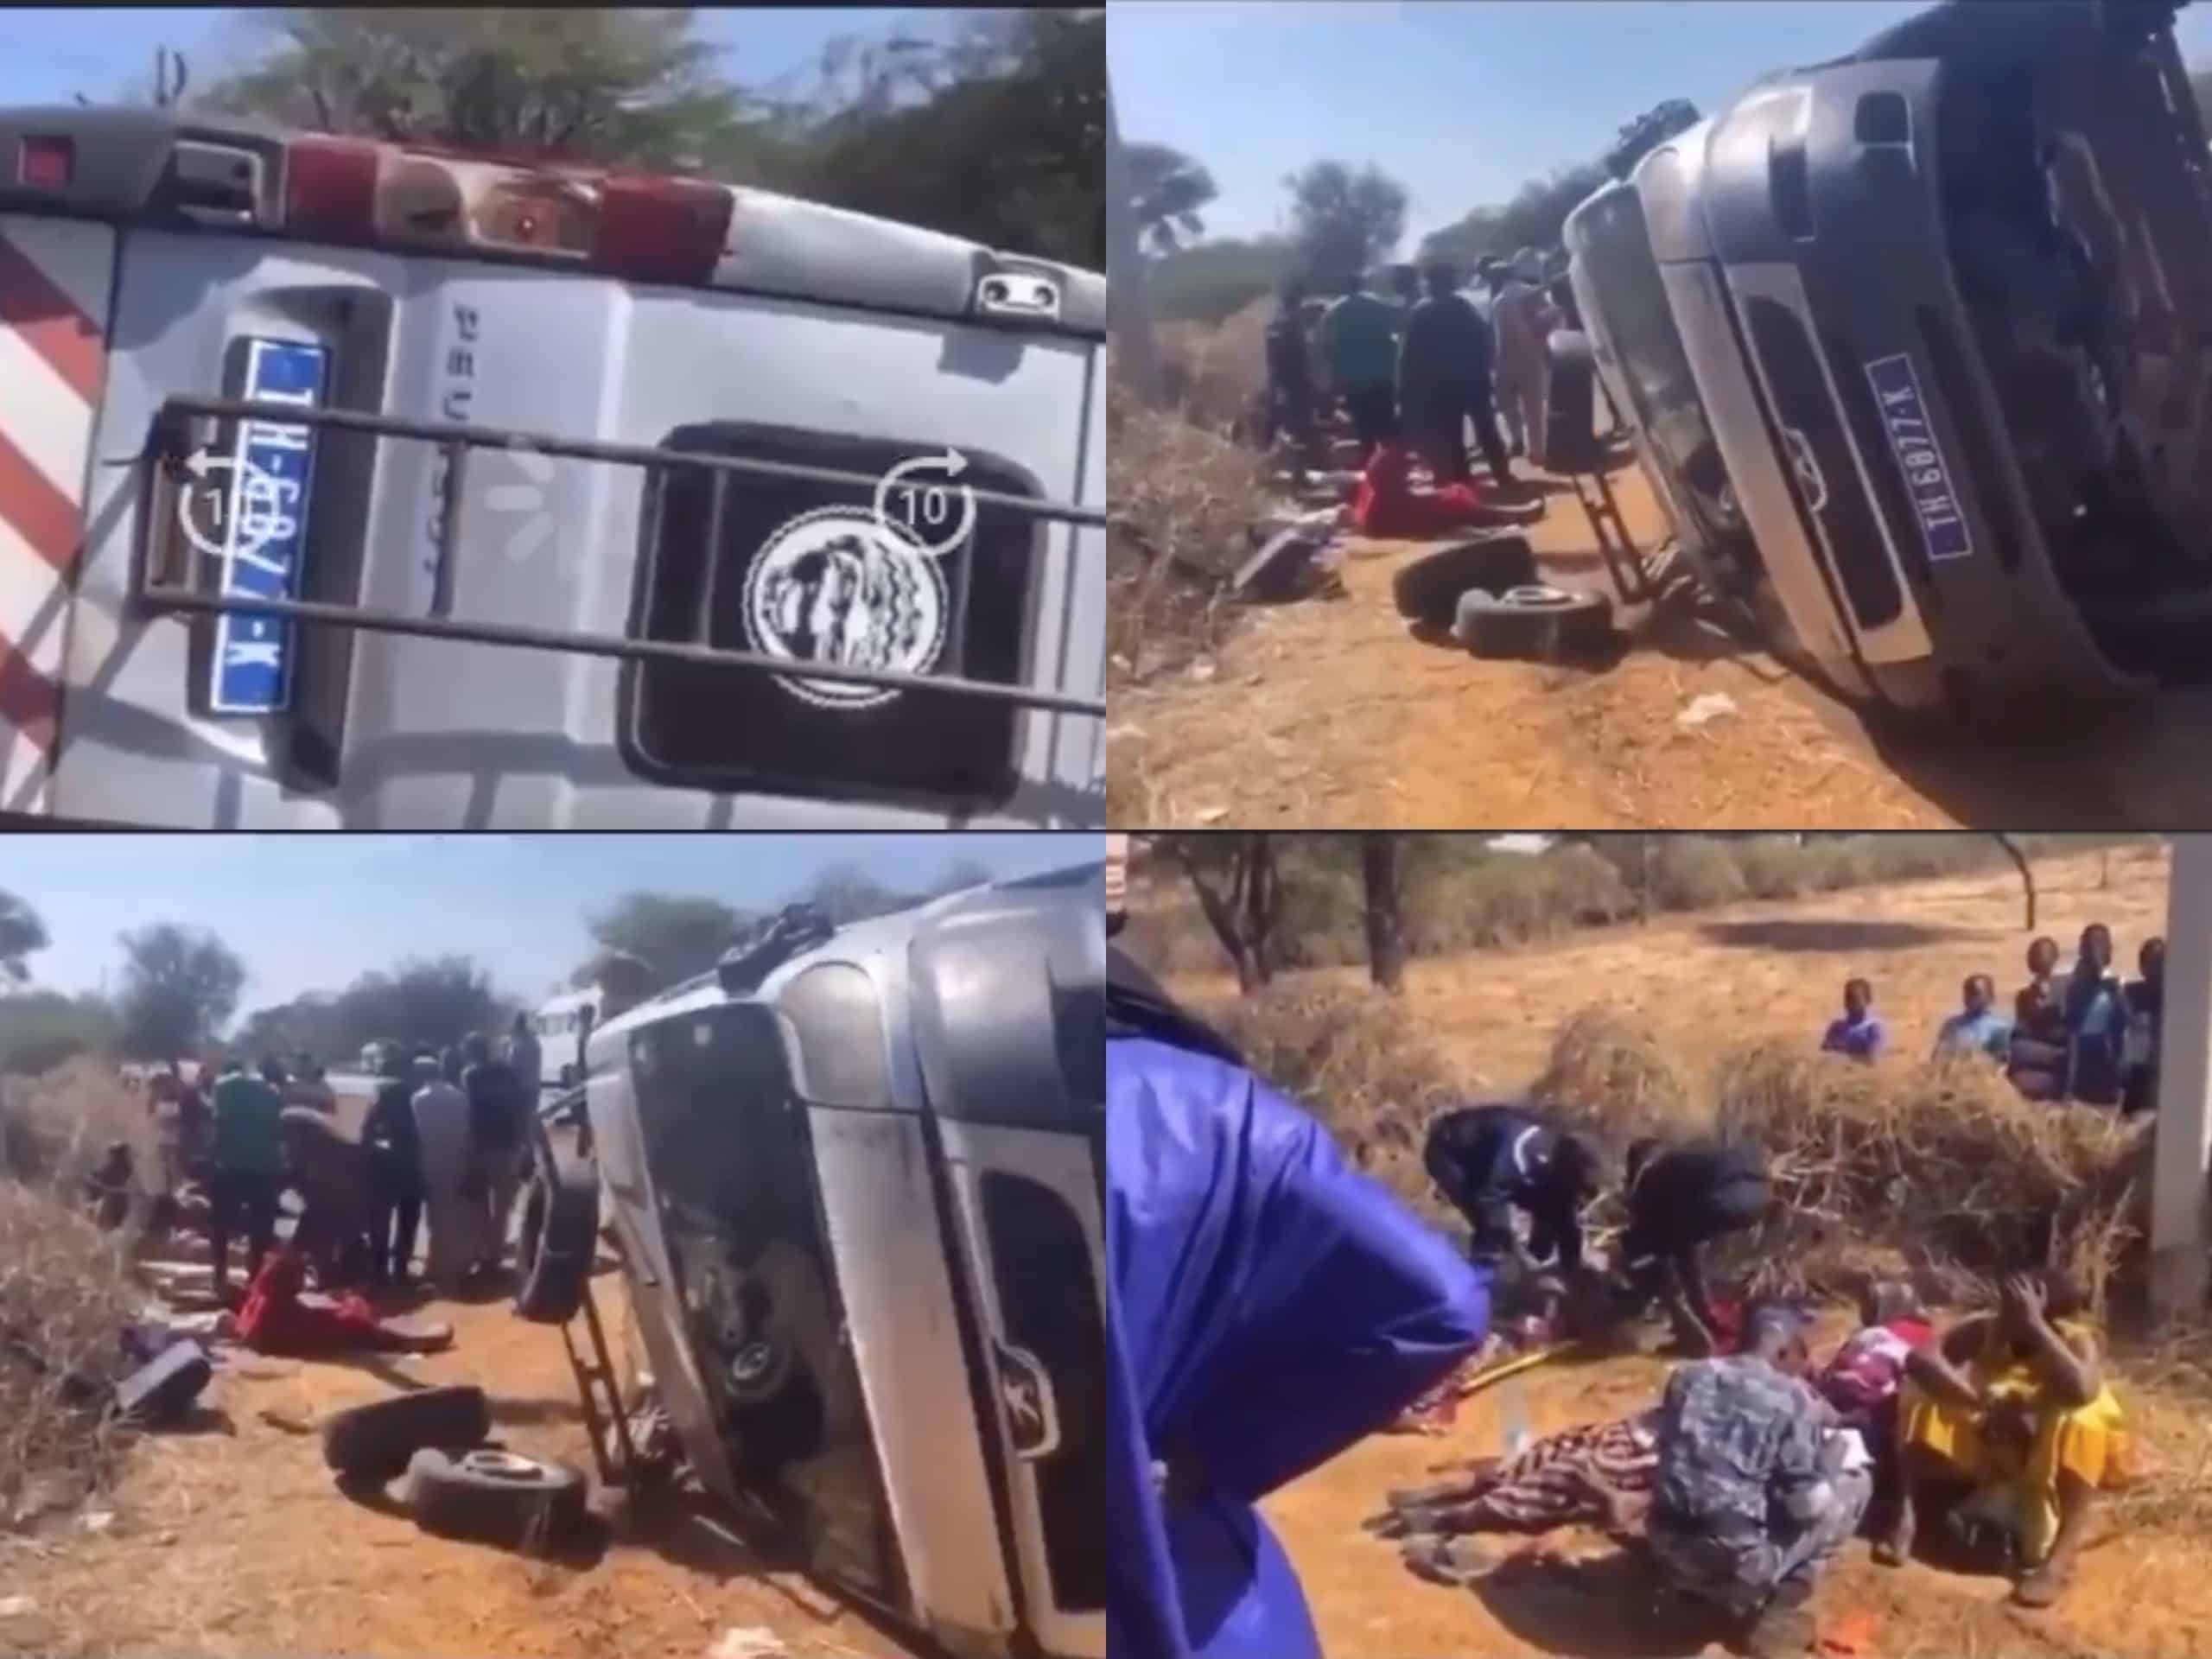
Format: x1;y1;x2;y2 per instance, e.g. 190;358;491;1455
1897;1316;2133;1562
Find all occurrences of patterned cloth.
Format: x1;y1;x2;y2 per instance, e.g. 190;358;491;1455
1394;1410;1660;1535
1648;1354;1866;1620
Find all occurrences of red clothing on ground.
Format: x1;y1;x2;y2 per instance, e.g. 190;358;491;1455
1351;442;1489;537
234;1248;418;1356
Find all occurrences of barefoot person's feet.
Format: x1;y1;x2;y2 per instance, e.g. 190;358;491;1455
1871;1513;1914;1567
2013;1553;2075;1609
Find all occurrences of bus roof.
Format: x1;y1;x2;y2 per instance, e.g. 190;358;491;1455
0;103;1104;336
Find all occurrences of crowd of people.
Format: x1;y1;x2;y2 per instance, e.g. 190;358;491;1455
115;1011;546;1306
1262;247;1586;493
1818;924;2165;1113
1106;919;2139;1659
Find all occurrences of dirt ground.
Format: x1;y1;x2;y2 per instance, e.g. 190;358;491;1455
0;1195;920;1659
1109;457;2212;831
1158;844;2212;1659
1170;842;2173;1093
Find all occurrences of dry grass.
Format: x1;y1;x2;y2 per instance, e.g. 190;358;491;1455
1528;1007;1700;1144
1107;379;1278;688
1156;296;1272;434
0;1057;155;1197
0;1181;143;1528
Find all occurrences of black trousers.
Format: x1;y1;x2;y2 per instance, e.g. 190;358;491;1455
1342;379;1398;451
369;1155;423;1285
1408;391;1513;488
207;1167;281;1293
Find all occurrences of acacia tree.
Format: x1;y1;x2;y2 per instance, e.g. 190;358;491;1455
1159;834;1281;992
0;890;49;984
116;924;246;1061
1362;833;1406;993
1283;160;1408;290
1127;140;1217;255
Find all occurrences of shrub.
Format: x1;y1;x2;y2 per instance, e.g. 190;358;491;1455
1648;836;1747;912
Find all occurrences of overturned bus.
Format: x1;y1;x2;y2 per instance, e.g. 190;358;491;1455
1568;0;2212;722
515;866;1104;1659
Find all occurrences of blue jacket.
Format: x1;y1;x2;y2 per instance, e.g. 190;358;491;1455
1107;1026;1490;1659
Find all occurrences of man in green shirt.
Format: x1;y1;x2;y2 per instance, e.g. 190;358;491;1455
208;1056;287;1298
1322;271;1404;454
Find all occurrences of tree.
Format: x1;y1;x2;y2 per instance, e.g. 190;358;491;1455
196;9;780;173
0;890;49;985
785;8;1105;267
1127;140;1217;255
1418;159;1610;270
0;991;118;1077
805;862;917;925
115;925;247;1061
1160;834;1281;992
1603;98;1699;181
1284;161;1408;291
581;893;750;988
1361;834;1406;993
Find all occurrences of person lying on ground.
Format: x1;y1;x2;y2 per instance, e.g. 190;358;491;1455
1933;975;2013;1065
1878;1268;2133;1609
2064;925;2126;1107
1618;1138;1773;1357
1648;1303;1873;1659
2008;937;2069;1101
229;1245;454;1358
1372;1408;1662;1568
2122;937;2164;1118
1106;945;1490;1659
1820;977;1886;1062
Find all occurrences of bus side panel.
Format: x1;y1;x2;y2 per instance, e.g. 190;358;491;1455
0;214;114;814
808;1104;1020;1650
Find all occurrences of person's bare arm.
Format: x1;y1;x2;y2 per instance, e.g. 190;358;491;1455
2009;1275;2102;1406
1904;1314;1991;1408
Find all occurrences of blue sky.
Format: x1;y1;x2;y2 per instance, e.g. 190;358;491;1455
0;8;977;110
1112;0;2212;250
4;834;1098;1013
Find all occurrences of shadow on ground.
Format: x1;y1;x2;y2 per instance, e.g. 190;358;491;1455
1468;1545;1719;1659
1698;919;1973;953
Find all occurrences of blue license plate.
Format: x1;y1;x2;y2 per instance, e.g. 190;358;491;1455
209;337;328;715
1863;353;1971;564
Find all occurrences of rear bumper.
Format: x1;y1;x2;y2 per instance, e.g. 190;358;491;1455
1699;57;2139;715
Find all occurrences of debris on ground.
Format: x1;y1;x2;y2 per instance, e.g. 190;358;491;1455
1675;691;1740;731
0;1596;34;1618
704;1629;791;1659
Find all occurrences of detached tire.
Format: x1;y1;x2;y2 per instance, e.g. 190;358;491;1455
515;1150;601;1325
403;1447;588;1548
322;1384;492;1484
1454;584;1615;660
1392;536;1538;629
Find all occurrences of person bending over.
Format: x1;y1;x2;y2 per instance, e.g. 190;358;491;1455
1618;1137;1774;1357
1421;1102;1599;1290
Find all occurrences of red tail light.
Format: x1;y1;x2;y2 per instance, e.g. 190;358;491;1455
284;136;381;242
595;175;732;287
17;136;73;189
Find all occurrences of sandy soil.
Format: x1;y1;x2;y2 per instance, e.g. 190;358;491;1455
1171;842;2173;1094
1154;845;2212;1659
0;1203;918;1658
1109;458;2212;831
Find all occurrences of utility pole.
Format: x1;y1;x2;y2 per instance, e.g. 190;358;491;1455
2152;835;2212;1321
1104;74;1161;403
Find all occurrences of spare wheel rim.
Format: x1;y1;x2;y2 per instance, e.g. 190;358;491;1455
1503;586;1576;607
461;1450;553;1484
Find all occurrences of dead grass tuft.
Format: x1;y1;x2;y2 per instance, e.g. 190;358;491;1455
1106;378;1277;685
1529;1007;1702;1144
0;1179;143;1528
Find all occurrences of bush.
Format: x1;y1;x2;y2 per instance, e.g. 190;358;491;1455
0;1058;151;1195
0;994;118;1080
1648;836;1747;912
0;1181;141;1526
1107;380;1275;685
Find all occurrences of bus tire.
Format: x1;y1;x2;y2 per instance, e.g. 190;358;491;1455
514;1153;601;1325
322;1384;491;1484
1392;536;1539;629
403;1447;588;1547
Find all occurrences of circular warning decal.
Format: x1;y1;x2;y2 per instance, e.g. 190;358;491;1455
741;506;950;711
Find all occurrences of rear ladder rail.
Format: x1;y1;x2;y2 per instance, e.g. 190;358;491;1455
134;397;1109;719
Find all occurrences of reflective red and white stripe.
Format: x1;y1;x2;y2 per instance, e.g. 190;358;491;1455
0;215;111;812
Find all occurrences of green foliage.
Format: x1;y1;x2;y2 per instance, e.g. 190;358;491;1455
0;992;118;1078
232;956;511;1065
1419;160;1611;270
582;893;752;989
114;925;246;1062
1602;98;1700;182
1147;237;1294;324
1283;161;1408;291
191;7;1103;265
1127;140;1218;255
0;890;49;985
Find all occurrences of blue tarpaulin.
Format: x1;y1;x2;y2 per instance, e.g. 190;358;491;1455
1106;1022;1491;1659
